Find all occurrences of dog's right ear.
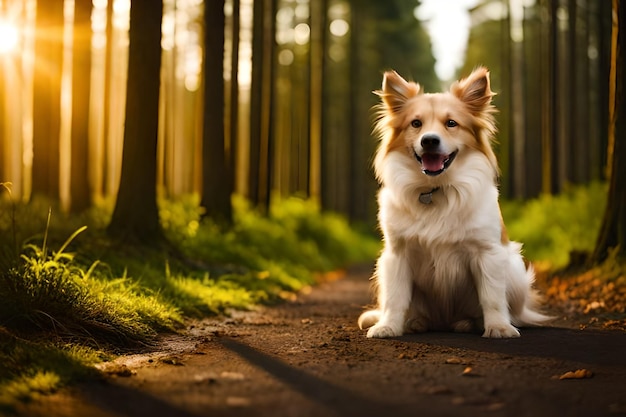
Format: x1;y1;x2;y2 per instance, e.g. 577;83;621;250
375;70;420;113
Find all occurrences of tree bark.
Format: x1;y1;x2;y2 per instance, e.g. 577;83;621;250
247;0;274;214
200;0;233;224
229;0;240;206
69;0;93;213
592;0;626;263
31;0;64;199
107;0;163;242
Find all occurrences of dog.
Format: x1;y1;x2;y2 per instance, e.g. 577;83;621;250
358;67;551;338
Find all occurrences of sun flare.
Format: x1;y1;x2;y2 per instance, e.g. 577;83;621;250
0;19;19;54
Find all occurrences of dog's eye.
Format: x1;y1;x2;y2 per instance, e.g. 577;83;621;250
446;119;458;128
411;119;422;128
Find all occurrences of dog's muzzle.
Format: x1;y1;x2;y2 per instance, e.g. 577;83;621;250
414;150;457;176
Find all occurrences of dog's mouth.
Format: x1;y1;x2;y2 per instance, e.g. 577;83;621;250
414;150;458;176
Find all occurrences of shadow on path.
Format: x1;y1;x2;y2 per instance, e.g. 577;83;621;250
218;337;400;417
64;381;203;417
402;327;626;366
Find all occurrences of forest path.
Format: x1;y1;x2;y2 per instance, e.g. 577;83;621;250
15;265;626;417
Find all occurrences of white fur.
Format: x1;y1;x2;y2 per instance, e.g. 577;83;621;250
359;68;551;339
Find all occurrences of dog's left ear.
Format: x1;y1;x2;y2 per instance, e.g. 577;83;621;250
375;70;421;113
450;67;495;114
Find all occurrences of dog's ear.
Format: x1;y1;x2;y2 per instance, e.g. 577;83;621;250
375;70;420;113
450;67;495;114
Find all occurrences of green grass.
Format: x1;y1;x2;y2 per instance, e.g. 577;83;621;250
502;181;607;269
0;193;380;411
0;328;105;413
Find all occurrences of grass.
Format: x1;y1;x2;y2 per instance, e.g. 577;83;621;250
501;181;608;269
0;328;105;414
502;182;625;328
0;193;380;411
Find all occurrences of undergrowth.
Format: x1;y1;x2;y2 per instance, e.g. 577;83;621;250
501;181;607;269
502;182;625;328
0;192;380;410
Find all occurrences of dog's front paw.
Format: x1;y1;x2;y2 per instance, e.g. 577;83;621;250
482;323;520;338
367;324;402;339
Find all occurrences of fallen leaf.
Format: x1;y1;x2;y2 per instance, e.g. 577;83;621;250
461;366;481;377
558;369;593;380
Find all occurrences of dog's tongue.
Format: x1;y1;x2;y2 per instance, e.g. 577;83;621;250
421;153;447;172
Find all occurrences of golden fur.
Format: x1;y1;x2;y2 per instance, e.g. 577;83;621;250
359;67;550;338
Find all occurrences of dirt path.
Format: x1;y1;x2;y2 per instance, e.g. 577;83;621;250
15;265;626;417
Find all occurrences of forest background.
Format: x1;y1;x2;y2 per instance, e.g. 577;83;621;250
0;0;624;410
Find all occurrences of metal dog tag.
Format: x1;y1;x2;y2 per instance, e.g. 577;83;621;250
419;192;433;204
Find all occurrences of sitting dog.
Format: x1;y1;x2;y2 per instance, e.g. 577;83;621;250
359;67;550;338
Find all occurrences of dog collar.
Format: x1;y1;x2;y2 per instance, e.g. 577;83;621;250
419;187;440;204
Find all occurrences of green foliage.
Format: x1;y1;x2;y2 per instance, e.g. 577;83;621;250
0;227;180;347
161;195;380;294
0;193;379;408
502;182;607;268
0;328;104;412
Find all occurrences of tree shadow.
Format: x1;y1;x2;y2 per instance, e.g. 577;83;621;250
218;337;394;417
399;327;626;366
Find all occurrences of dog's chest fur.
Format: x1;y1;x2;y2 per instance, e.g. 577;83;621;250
377;156;502;325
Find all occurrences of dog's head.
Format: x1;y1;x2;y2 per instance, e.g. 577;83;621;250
373;67;498;182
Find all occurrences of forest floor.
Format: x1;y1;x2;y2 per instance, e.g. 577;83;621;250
13;264;626;417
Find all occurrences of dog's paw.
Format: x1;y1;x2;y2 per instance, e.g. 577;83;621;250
452;319;475;333
405;318;428;333
482;323;520;338
366;324;402;339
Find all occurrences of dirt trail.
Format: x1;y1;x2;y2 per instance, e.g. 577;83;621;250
15;265;626;417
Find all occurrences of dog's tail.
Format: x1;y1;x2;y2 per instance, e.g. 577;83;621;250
511;262;554;327
358;310;381;330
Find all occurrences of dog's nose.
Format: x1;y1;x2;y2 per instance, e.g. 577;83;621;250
421;134;440;150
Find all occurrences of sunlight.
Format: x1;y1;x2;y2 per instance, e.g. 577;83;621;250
0;18;19;54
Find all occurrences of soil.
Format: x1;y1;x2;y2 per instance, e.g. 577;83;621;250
14;264;626;417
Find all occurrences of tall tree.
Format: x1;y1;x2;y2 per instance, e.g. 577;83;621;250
201;0;233;224
321;0;352;215
101;0;114;197
107;0;164;242
248;0;275;213
228;0;240;205
308;0;327;200
592;0;626;263
69;0;93;213
31;0;64;199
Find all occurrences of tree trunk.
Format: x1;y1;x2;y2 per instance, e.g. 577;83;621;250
248;0;275;214
348;0;369;223
321;1;351;215
229;0;240;206
248;0;263;206
200;0;233;224
31;0;64;199
508;0;526;199
592;0;626;263
107;0;163;243
308;0;326;201
69;0;93;213
548;0;560;194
